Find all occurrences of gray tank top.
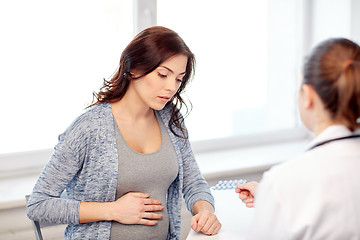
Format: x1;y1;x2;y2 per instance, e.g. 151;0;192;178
110;112;179;240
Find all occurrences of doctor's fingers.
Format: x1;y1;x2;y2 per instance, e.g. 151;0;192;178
245;202;254;208
240;194;254;203
238;191;255;204
241;196;254;208
236;181;259;196
238;193;254;208
238;190;250;200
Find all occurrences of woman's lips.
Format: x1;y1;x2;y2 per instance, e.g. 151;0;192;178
158;96;171;102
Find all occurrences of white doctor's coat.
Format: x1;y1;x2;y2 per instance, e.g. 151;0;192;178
246;125;360;240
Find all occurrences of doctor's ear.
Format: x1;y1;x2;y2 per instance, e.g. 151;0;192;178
300;84;316;109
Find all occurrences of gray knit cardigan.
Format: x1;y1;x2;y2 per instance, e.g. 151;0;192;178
27;103;214;240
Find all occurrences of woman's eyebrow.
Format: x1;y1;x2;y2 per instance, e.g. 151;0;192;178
159;66;186;75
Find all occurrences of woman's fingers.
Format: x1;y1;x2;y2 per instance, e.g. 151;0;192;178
138;218;159;226
136;211;163;226
144;203;164;212
206;218;222;235
143;212;163;220
191;211;221;235
144;197;162;205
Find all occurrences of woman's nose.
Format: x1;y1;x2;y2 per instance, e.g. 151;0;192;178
165;79;179;92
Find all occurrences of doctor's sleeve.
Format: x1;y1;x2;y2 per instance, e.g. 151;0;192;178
245;171;290;240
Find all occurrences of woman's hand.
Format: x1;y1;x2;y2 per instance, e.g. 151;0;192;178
191;200;222;235
235;181;259;208
111;192;164;225
79;192;163;225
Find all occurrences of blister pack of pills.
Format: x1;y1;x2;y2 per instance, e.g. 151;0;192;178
211;179;247;190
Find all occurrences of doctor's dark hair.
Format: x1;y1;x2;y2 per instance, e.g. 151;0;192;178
91;26;195;138
303;38;360;131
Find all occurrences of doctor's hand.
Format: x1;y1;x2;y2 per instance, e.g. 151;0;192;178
235;181;259;208
191;200;222;235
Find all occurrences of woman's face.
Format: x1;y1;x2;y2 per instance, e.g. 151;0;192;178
131;54;188;110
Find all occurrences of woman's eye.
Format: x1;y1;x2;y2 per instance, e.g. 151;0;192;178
176;79;183;83
158;73;167;78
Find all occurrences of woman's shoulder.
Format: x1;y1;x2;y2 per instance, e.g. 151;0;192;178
65;103;112;133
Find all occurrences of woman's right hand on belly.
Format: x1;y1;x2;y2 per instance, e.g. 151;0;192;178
110;192;164;225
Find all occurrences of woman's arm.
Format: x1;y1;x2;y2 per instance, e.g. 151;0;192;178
27;115;91;224
26;129;86;224
192;200;214;214
180;139;215;213
79;192;164;225
179;134;221;235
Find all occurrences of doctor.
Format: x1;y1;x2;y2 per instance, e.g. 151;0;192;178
236;37;360;239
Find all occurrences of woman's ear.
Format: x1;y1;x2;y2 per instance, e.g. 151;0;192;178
129;70;143;79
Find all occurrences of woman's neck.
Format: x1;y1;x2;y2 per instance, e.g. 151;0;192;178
110;94;154;122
